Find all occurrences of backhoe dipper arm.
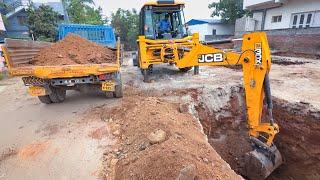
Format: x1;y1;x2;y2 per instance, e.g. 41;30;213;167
177;32;279;147
180;32;282;179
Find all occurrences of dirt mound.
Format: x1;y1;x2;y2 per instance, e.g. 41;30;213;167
31;34;116;66
93;90;241;180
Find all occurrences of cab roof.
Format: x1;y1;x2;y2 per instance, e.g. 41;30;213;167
143;0;185;7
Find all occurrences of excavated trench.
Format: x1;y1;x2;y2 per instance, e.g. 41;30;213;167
188;86;320;179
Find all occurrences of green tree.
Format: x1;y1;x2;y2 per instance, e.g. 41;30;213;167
111;8;139;50
63;0;105;25
26;4;60;42
209;0;246;24
0;2;13;26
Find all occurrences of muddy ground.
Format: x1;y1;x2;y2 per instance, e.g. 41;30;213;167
0;55;319;179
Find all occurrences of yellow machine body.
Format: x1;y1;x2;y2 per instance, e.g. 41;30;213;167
137;1;282;179
138;32;278;146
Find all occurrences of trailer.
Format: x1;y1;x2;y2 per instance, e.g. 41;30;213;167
2;25;122;104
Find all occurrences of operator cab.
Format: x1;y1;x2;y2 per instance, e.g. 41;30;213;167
139;0;188;40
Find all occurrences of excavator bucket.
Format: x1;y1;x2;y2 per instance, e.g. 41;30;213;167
244;144;283;180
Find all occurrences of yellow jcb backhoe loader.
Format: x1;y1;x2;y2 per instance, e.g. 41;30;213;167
133;1;283;179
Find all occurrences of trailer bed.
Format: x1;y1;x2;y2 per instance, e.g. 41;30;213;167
2;38;120;79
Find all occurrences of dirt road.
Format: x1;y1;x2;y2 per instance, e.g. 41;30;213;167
0;78;119;179
0;55;319;179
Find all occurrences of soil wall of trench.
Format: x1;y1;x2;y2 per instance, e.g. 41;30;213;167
188;86;320;179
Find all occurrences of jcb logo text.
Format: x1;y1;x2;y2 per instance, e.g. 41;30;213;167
255;43;262;65
198;53;223;63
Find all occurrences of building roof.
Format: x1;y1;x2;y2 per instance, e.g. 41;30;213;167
244;0;286;11
186;19;223;26
4;1;65;19
34;2;65;15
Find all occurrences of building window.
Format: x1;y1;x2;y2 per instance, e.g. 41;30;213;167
299;14;305;28
306;13;312;28
212;29;216;35
272;15;282;23
292;15;298;28
291;12;314;29
17;16;27;26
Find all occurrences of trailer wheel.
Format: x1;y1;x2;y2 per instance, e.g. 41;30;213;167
38;95;52;104
49;87;66;103
179;67;192;72
113;83;123;98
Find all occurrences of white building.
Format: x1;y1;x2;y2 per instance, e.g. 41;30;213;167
187;19;235;42
244;0;320;30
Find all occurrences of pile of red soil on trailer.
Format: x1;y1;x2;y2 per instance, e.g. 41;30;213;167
89;89;242;180
31;34;116;66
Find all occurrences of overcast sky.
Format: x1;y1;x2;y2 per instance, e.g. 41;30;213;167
94;0;219;21
33;0;219;21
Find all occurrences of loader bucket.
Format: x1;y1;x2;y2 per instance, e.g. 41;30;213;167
244;146;282;180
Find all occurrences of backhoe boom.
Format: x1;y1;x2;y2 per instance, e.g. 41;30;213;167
137;32;282;179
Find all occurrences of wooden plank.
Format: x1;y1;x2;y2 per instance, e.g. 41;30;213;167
11;56;34;61
5;38;51;48
11;59;32;64
9;52;39;57
4;39;50;67
7;49;41;53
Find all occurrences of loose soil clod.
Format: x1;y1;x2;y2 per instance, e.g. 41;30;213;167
30;34;117;66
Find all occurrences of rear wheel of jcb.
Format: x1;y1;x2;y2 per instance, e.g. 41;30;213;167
49;87;66;103
132;53;138;66
38;95;52;104
142;69;150;82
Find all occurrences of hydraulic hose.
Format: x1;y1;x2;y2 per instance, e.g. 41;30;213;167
263;73;274;125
